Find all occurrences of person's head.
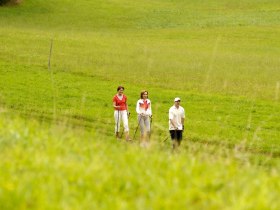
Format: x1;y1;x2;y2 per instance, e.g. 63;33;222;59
117;86;124;94
140;90;148;99
174;97;181;107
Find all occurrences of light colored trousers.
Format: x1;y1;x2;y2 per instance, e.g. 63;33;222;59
114;110;129;133
138;115;150;134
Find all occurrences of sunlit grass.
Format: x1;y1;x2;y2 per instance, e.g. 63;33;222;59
0;0;280;209
0;114;279;210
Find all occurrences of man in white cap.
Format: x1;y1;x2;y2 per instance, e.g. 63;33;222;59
169;97;185;150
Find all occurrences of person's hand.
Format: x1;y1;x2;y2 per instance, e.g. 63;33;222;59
127;111;130;117
182;125;185;131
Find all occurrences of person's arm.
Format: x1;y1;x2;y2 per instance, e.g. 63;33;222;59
113;97;120;110
181;108;185;130
125;97;130;116
147;101;152;117
136;100;140;114
169;119;178;130
169;110;178;130
113;102;121;110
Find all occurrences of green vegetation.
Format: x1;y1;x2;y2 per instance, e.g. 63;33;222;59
1;114;280;210
0;0;279;209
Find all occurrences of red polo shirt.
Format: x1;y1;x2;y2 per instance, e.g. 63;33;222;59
113;94;127;111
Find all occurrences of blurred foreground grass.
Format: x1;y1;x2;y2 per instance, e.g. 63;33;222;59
0;113;280;210
0;1;280;209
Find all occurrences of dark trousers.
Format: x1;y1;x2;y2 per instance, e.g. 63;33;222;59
169;130;183;141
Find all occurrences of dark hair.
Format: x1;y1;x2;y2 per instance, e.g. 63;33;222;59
140;90;148;99
117;86;124;91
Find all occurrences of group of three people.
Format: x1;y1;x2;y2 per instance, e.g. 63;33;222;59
112;86;185;149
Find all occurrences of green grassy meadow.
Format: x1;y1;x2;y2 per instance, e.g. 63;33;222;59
0;0;280;209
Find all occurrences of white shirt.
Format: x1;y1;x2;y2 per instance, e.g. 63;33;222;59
136;99;152;116
169;105;185;130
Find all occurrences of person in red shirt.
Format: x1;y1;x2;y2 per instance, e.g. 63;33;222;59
112;86;131;141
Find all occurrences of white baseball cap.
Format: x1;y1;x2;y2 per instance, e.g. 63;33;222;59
174;97;181;102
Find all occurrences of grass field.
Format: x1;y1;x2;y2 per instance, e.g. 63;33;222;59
0;0;280;209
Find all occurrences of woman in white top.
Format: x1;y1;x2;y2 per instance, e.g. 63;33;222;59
136;90;152;146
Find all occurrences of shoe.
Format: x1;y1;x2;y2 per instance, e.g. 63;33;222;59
126;137;132;141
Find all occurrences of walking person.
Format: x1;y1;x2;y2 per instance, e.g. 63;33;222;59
169;97;185;150
136;90;152;147
112;86;131;141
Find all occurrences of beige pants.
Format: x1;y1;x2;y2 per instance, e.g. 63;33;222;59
138;115;150;134
114;110;129;133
